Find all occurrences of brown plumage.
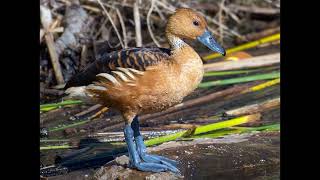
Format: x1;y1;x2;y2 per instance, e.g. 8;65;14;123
64;47;171;88
65;8;222;125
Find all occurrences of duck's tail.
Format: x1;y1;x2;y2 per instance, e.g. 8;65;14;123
64;86;95;104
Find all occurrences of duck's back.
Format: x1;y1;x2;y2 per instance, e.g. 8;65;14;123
65;47;171;89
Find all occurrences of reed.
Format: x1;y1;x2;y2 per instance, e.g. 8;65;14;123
185;123;280;139
40;100;83;112
199;71;280;88
40;145;74;150
48;119;90;132
144;114;260;146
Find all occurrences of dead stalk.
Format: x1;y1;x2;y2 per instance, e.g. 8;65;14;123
40;5;65;85
96;0;124;48
133;0;142;46
147;0;161;47
218;0;226;44
115;8;128;48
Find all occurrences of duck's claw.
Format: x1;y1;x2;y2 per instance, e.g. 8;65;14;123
140;153;178;167
135;136;178;168
129;161;180;174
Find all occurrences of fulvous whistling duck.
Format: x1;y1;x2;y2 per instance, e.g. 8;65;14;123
65;8;226;174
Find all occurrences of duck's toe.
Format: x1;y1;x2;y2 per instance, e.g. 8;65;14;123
139;153;178;168
130;161;180;174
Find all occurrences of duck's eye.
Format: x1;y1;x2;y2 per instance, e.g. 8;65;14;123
193;21;199;26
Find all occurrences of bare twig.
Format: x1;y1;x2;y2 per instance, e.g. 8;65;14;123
96;0;124;48
154;4;165;21
218;0;226;43
88;107;109;119
155;0;175;13
228;4;280;16
115;8;128;48
73;104;103;119
147;0;161;47
205;14;243;39
94;17;109;40
50;27;64;33
40;29;45;43
222;5;241;24
133;0;142;46
80;45;87;68
81;5;101;13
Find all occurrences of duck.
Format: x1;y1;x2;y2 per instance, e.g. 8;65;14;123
64;8;226;174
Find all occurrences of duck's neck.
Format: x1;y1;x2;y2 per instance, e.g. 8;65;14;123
166;33;189;51
165;33;204;97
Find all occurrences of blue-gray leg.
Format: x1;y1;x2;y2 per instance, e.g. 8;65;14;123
130;116;180;173
124;124;175;172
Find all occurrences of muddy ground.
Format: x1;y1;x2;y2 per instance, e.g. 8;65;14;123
46;132;279;180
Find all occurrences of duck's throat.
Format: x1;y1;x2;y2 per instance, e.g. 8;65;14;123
166;33;187;50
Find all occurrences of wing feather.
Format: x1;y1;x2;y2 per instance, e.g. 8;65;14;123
64;47;171;89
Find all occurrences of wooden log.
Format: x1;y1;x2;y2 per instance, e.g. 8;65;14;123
204;53;280;72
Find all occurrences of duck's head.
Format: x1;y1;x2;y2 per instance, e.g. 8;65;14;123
166;8;226;56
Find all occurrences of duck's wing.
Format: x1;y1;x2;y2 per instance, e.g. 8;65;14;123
65;47;171;89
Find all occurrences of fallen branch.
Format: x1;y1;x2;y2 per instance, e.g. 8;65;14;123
204;53;280;72
225;97;280;116
72;104;103;119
